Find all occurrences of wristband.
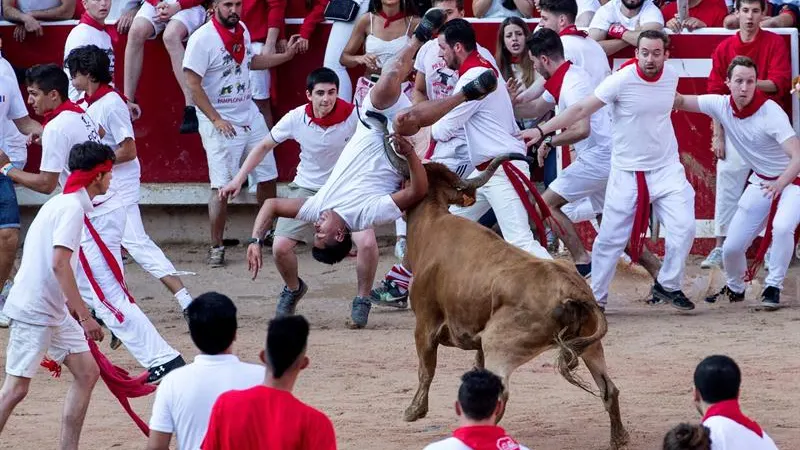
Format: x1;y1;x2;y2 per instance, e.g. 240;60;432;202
78;316;89;324
1;163;13;177
607;24;628;40
535;125;545;138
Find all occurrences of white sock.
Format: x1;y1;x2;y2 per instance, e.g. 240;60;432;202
175;287;193;309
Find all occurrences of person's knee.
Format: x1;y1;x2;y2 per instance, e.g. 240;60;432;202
353;233;378;257
0;229;19;253
127;20;152;45
162;25;187;50
722;234;746;256
771;218;795;240
1;379;29;405
73;359;100;387
272;237;297;259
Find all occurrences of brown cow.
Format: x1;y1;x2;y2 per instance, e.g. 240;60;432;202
403;156;629;450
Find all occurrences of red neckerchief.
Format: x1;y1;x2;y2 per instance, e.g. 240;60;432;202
452;425;522;450
635;61;662;82
703;399;764;438
730;90;769;119
459;51;498;77
510;55;521;64
377;10;405;28
559;24;588;37
619;57;636;70
43;100;85;126
543;61;572;104
79;11;119;44
211;14;246;65
82;84;129;106
305;98;355;128
63;160;113;193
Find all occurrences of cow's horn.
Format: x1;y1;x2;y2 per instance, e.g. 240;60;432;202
458;153;534;190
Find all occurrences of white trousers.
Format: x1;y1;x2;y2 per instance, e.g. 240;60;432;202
449;160;552;259
723;179;800;292
78;207;179;369
122;203;178;279
323;0;370;101
592;163;696;304
714;138;750;237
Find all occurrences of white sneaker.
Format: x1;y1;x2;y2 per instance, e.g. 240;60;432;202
700;247;723;269
394;238;407;261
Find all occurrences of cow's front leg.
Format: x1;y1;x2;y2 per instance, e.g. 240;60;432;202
404;320;439;422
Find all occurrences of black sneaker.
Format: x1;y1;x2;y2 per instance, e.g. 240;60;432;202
275;279;308;318
462;69;498;101
575;263;591;279
651;282;695;311
370;280;409;309
348;296;372;329
179;106;199;134
147;356;186;384
705;285;744;304
413;7;446;42
760;286;780;311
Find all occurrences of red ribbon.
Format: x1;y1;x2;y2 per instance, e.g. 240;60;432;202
42;100;85;126
211;14;246;65
459;51;498;77
543;61;572;104
702;399;763;438
559;25;588;38
63;161;113;194
629;171;649;264
81;84;129;106
730;90;769;119
423;139;436;160
377;10;405;28
305;98;354;128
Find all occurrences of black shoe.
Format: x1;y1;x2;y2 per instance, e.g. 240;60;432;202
348;296;372;329
705;285;744;304
651;282;695;311
462;69;498;101
147;356;186;384
575;263;591;279
275;279;309;318
413;7;446;42
179;106;199;134
760;286;780;311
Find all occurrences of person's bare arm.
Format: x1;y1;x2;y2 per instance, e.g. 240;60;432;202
247;198;307;279
472;0;492;18
712;119;726;159
53;246;103;341
522;94;606;145
757;80;778;94
550;116;590;146
618;22;662;46
2;0;31;22
185;68;237;139
514;97;555;121
412;71;429;104
146;431;172;450
7;169;59;194
12;116;43;137
512;0;534;17
115;138;137;163
340;14;372;69
396;90;468;136
764;136;800;198
672;92;702;113
29;0;76;20
576;11;595;26
390;139;428;210
515;77;546;104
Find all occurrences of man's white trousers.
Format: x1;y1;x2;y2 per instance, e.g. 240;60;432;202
122;203;178;279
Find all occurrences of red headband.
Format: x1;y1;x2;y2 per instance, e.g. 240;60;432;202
63;160;113;194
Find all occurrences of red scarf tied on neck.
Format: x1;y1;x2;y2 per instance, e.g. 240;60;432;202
543;61;572;104
305;98;355;128
459;51;499;77
703;399;764;438
42;100;85;126
452;425;522;450
211;14;246;65
730;90;769;119
559;24;588;38
63;160;113;194
378;10;405;28
79;12;119;43
81;84;129;107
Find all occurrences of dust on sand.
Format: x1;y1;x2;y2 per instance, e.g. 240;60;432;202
1;244;798;450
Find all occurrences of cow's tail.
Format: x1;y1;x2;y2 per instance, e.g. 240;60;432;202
552;297;608;397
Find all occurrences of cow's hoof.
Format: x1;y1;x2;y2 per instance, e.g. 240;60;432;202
403;405;427;422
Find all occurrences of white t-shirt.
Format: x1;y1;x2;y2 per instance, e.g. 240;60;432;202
295;91;408;231
40;110;102;189
703;416;778;450
82;91;141;205
542;64;612;168
64;23;115;102
16;0;60;13
3;189;93;326
269;104;358;190
589;0;665;31
183;22;261;126
431;63;524;167
561;34;611;89
0;73;29;167
149;354;264;450
424;437;531;450
697;95;796;178
594;63;679;171
578;0;602;16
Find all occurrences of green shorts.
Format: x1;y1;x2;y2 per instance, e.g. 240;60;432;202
275;184;318;244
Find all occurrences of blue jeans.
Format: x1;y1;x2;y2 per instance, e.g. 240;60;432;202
0;175;20;229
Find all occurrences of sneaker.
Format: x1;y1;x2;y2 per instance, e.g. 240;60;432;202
650;282;695;311
760;286;780;311
208;246;225;268
147;355;186;384
275;279;308;318
575;263;591;279
704;285;744;304
370;280;409;309
179;106;199;134
700;247;723;269
348;296;372;329
394;237;407;261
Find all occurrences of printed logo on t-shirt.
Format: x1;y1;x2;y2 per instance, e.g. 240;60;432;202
430;59;458;100
496;437;521;450
83;115;101;143
216;47;251;105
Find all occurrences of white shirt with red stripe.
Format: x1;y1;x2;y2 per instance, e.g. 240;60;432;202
589;0;664;31
704;416;778;450
697;94;796;178
64;23;115;101
593;63;680;171
561;33;610;89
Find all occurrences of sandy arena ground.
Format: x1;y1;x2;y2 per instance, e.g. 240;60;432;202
1;242;799;450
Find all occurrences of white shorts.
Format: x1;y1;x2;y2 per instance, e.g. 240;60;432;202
249;41;271;100
135;1;207;38
548;157;608;208
5;318;89;379
198;113;278;188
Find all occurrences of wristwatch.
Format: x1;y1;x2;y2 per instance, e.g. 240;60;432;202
247;237;265;247
542;135;554;149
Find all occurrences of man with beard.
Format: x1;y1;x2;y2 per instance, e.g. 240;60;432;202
588;0;664;55
674;57;800;310
524;30;696;312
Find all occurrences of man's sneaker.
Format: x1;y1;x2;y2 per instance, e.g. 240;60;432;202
348;296;372;329
208;246;225;268
650;282;695;311
275;279;308;318
462;69;498;101
760;286;780;311
179;106;199;134
0;311;10;328
700;247;723;269
394;237;407;261
413;7;446;42
575;263;591;279
704;285;744;304
370;280;409;309
147;355;186;384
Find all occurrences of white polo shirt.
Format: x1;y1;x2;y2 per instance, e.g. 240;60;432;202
561;33;611;88
64;23;115;101
295;91;408;231
0;73;28;167
697;95;796;178
82;91;141;205
589;0;664;31
183;21;261;127
542;64;612;169
3;189;93;326
703;416;778;450
149;354;264;450
431;62;524;168
594;63;680;171
269;104;358;190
